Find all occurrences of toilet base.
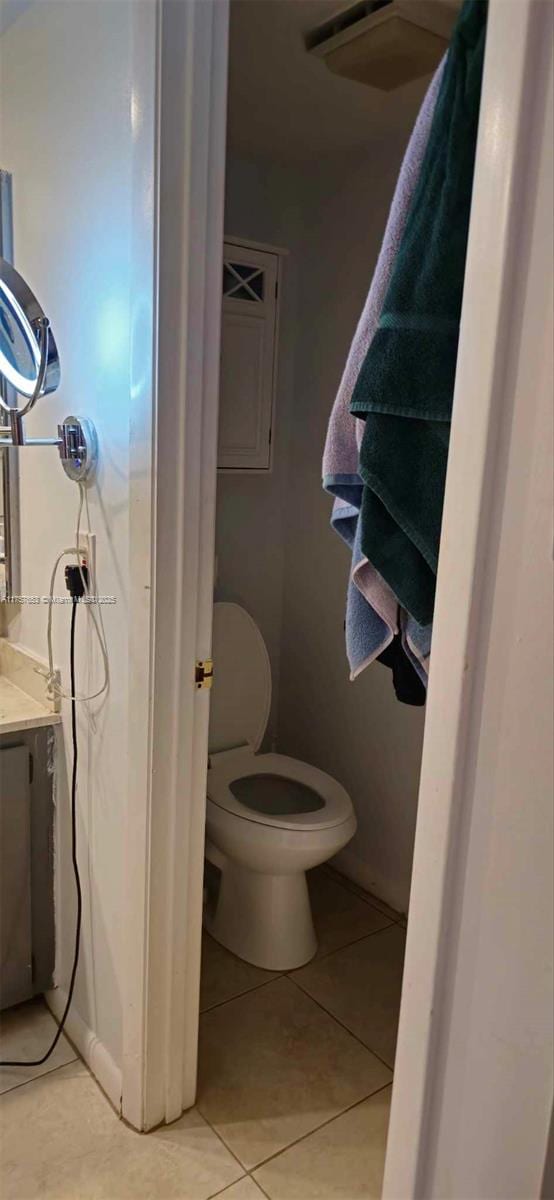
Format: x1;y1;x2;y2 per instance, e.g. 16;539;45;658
204;857;317;971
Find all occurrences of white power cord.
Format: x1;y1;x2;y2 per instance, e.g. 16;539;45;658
40;483;110;703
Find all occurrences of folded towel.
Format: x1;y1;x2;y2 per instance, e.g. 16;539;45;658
322;57;445;487
323;60;444;683
332;498;430;687
351;0;487;625
331;499;394;672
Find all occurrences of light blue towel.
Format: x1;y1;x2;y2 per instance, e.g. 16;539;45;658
331;491;430;684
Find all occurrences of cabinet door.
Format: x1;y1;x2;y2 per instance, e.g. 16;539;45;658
218;243;279;471
0;744;32;1009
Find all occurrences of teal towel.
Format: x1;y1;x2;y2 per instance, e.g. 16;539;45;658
351;0;487;625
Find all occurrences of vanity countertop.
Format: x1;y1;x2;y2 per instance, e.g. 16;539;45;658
0;674;62;734
0;638;61;735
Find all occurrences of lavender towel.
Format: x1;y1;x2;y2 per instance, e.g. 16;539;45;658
323;58;445;680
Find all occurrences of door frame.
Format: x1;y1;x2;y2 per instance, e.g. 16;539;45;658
121;0;229;1130
382;0;552;1193
126;0;550;1169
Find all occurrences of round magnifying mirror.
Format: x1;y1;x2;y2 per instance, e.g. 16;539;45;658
0;258;60;399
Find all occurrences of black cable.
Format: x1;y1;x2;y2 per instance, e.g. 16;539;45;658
0;597;82;1068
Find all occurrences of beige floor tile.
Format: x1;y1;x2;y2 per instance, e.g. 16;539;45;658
254;1086;392;1200
325;867;405;925
0;998;77;1095
306;869;392;959
294;925;406;1067
0;1061;242;1199
213;1178;267;1199
200;934;277;1012
196;976;392;1171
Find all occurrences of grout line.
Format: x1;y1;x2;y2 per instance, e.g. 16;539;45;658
289;918;395;971
197;875;400;1177
287;973;396;1074
205;1172;248;1200
250;1081;394;1175
322;865;407;925
248;1169;271;1198
197;1101;253;1173
0;1053;79;1098
199;912;393;1017
322;865;407;926
198;973;395;1168
196;893;400;1185
198;985;391;1178
201;1081;394;1183
201;920;399;1018
200;974;283;1016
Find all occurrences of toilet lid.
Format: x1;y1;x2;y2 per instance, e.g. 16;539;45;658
209;603;271;754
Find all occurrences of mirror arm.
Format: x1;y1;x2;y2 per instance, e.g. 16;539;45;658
0;415;97;482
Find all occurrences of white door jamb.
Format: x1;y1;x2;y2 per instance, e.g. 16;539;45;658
121;0;229;1131
382;1;551;1194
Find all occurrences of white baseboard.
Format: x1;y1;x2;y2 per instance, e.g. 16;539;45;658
332;847;408;917
45;986;122;1115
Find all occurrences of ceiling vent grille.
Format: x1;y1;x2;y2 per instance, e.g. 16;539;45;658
305;0;461;91
305;0;393;53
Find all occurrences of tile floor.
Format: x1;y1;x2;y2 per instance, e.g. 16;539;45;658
0;867;406;1199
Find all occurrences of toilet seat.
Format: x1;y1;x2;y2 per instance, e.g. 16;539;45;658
207;748;353;833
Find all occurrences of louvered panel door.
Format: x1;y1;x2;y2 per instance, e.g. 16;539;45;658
218;242;279;471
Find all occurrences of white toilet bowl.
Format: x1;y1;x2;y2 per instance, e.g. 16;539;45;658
204;604;357;970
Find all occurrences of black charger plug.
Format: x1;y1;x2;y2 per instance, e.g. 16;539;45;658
65;562;89;599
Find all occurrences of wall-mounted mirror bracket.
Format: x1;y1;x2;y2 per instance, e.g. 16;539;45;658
57;416;98;482
0;412;98;482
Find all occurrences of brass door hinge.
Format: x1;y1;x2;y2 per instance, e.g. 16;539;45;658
195;659;214;690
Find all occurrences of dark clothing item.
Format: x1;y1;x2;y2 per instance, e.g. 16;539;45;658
377;635;427;707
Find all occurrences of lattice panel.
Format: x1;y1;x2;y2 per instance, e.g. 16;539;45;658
223;260;265;303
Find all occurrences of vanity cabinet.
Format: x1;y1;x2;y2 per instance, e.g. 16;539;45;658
0;744;33;1008
0;642;58;1014
218;239;283;472
0;729;55;1010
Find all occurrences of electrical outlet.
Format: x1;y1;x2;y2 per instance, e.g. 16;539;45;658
77;530;96;588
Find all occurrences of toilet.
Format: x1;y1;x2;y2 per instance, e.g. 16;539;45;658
204;602;357;970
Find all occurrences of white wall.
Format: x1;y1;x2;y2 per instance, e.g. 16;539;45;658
1;0;149;1075
219;135;425;913
276;151;425;914
217;156;303;745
